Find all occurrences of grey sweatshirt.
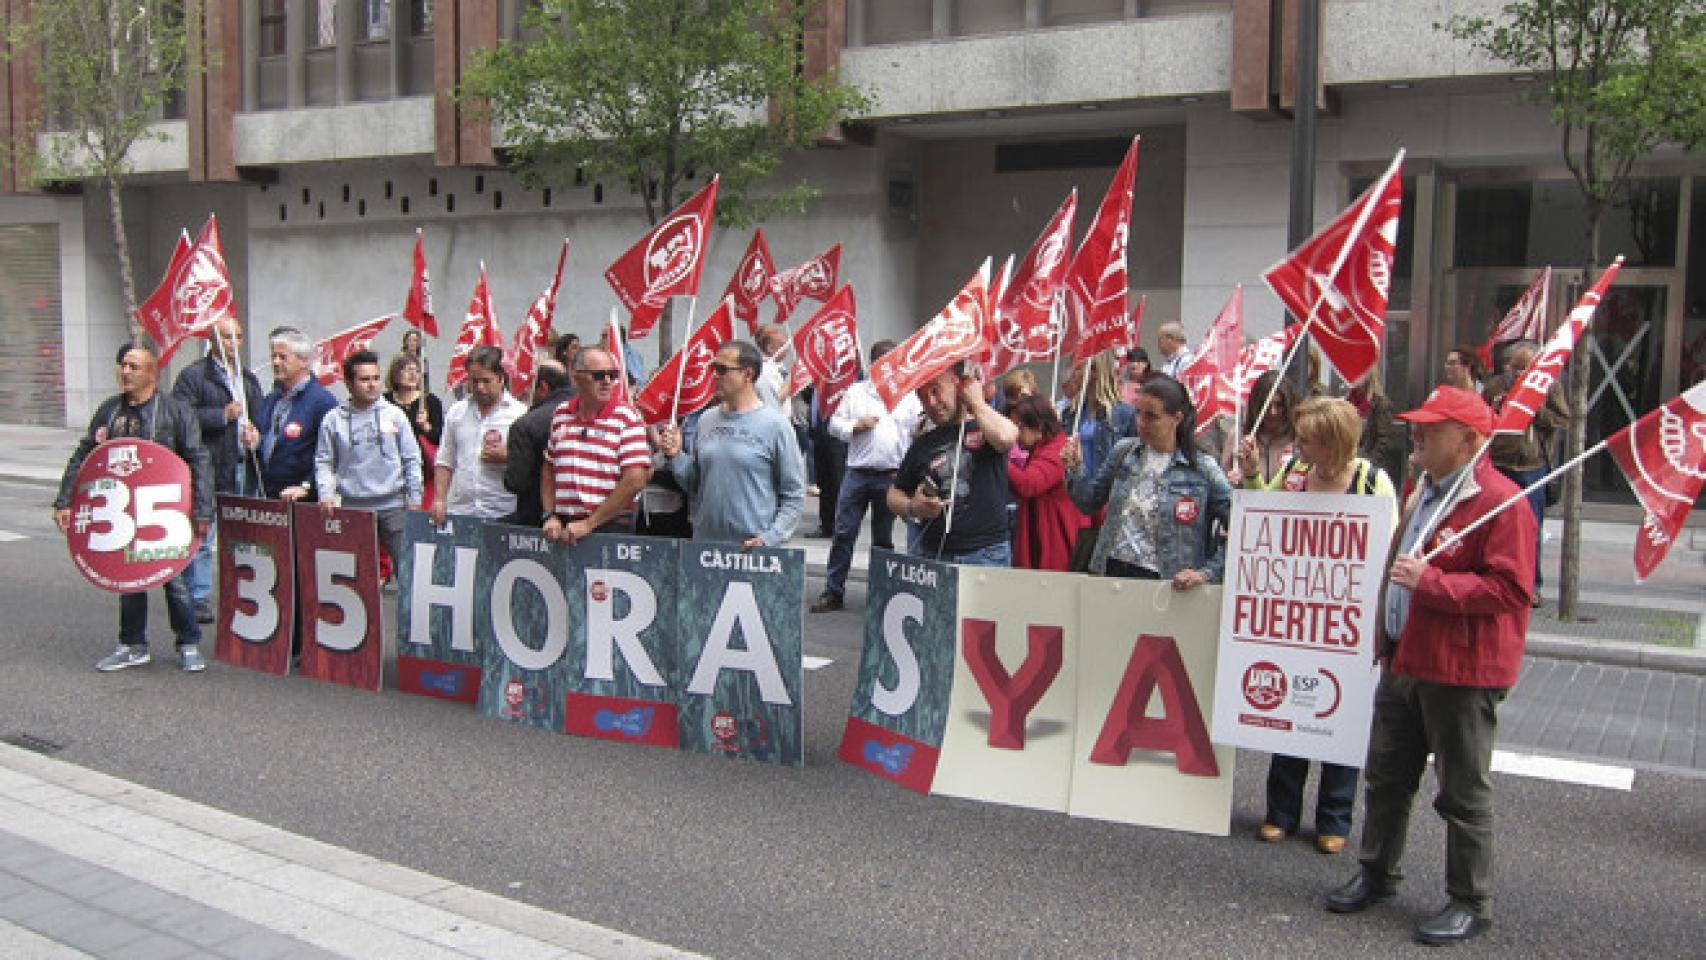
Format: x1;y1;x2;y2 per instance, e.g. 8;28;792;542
313;398;423;510
669;404;804;547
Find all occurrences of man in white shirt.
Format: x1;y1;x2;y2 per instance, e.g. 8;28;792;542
811;339;923;613
755;324;789;411
1157;319;1195;380
431;345;527;522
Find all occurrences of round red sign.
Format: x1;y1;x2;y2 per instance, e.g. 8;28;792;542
64;439;201;593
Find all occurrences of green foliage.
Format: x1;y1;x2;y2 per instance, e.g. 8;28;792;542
461;0;868;228
4;0;193;184
1440;0;1705;205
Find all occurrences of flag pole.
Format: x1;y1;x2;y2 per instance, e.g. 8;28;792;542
937;415;970;562
210;322;263;493
1418;437;1607;564
1049;291;1067;402
1071;353;1093;440
668;296;702;426
1242;328;1309;443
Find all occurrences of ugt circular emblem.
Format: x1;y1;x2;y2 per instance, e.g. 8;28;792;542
64;439;200;593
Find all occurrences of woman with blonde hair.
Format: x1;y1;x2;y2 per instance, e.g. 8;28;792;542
1059;353;1134;480
1245;396;1396;854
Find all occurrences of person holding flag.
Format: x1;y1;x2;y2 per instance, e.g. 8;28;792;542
1325;385;1533;946
246;327;338;501
656;341;805;549
1482;338;1568;603
886;365;1018;566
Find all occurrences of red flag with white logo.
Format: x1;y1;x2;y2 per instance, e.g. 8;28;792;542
605;313;632;406
722;229;777;336
1493;258;1624;437
604;178;720;339
1232;324;1301;410
869;260;992;411
769;243;842;324
402;228;437;337
790;285;863;417
139;216;239;365
135;229;192;356
1475;266;1550;370
633;297;737;425
1606;379;1706;581
508;240;568;399
312;315;395;386
445;263;503;393
987;191;1077;378
1062;138;1139;364
1179;287;1244;434
1263;150;1404;386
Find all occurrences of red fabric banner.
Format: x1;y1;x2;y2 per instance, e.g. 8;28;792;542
1493;258;1624;436
769;243;842;324
790;285;862;417
402;228;438;337
870;261;991;411
508;240;569;399
137;216;238;365
633;297;737;425
312;315;395;386
1179;287;1243;434
604;178;720;338
723;229;777;336
1607;380;1706;582
1063;138;1139;364
445;264;504;392
987;191;1077;378
1475;266;1550;370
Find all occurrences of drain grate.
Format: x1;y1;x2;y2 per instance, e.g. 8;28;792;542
1;732;65;755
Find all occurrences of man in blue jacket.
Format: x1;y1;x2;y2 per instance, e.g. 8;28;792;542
245;326;337;501
172;318;264;622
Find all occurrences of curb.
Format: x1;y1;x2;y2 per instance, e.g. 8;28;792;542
1526;633;1706;676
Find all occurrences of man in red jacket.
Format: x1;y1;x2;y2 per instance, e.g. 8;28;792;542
1324;385;1535;946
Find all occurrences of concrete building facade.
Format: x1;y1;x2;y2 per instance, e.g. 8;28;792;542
0;0;1701;511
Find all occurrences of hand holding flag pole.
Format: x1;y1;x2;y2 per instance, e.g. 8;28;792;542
668;296;704;428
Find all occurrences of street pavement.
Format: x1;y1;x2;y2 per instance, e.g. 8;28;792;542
0;422;1703;958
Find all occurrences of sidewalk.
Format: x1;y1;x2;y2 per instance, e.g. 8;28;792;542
0;742;700;960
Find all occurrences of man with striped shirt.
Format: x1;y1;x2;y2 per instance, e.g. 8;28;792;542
541;348;652;545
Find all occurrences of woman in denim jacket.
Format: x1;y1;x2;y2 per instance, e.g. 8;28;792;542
1062;376;1231;591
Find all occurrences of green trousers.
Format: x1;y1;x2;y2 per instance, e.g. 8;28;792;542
1357;671;1506;916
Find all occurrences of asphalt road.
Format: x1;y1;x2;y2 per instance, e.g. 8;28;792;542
0;479;1700;959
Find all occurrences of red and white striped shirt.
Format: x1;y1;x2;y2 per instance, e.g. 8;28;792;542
546;397;651;521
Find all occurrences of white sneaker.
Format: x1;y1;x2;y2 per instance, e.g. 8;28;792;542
178;647;207;672
96;646;150;672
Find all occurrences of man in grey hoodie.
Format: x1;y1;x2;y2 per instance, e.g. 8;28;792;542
313;349;424;570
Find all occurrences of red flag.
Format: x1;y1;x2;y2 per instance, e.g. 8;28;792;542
1126;295;1148;363
790;285;862;417
723;229;777;336
1062;138;1139;364
1493;258;1624;437
1475;267;1550;370
1232;324;1301;410
138;216;239;364
402;229;437;337
1263;150;1404;385
633;297;737;425
1607;379;1706;581
312;315;395;386
508;241;569;400
605;313;632;406
869;261;992;411
785;358;813;399
604;178;719;339
769;243;842;324
445;264;503;393
987;191;1077;378
1179;287;1244;434
134;230;192;355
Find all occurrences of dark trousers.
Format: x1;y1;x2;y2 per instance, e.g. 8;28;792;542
1497;465;1547;588
1358;671;1505;916
1265;756;1359;836
812;426;846;535
824;468;897;597
119;573;202;650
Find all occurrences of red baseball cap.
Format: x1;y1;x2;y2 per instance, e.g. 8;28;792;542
1398;385;1493;435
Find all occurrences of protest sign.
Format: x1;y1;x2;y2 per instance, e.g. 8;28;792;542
65;440;200;593
292;503;383;691
1212;490;1393;767
395;511;485;702
476;524;575;732
562;534;681;749
215;495;294;676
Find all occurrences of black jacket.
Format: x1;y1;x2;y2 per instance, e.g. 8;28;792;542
55;392;214;524
502;387;575;527
171;354;264;493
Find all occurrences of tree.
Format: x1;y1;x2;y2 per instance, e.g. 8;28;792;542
461;0;867;357
1441;0;1705;619
5;1;195;332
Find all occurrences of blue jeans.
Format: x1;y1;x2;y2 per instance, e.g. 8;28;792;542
1265;755;1359;836
931;540;1012;567
1500;465;1547;588
185;534;215;605
824;468;897;597
118;572;202;650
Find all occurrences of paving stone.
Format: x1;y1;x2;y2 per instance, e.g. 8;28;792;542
207;928;343;960
97;931;198;960
25;902;150;955
1501;656;1706;774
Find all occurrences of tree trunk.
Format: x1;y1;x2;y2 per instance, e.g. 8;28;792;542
106;174;142;336
1556;207;1602;621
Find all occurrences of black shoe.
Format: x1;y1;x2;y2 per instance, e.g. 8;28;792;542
1415;902;1490;945
810;592;844;614
195;602;215;624
1325;870;1394;914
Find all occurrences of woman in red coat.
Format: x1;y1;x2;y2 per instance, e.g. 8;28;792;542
1007;394;1088;571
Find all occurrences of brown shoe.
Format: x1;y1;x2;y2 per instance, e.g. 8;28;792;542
1316;834;1347;855
1257;823;1286;843
809;591;844;614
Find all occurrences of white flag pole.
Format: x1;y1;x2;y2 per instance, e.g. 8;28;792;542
937;416;970;561
1418;438;1606;564
667;295;702;426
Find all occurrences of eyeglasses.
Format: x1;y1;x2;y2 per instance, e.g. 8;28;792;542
581;369;621;382
710;363;743;376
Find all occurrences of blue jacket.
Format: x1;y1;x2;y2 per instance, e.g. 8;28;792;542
254;376;338;499
171;354;264;493
1067;438;1232;581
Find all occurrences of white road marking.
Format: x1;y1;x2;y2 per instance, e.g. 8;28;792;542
1491;749;1635;791
803;656;834;671
0;530;26;542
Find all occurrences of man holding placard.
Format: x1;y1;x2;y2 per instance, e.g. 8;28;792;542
54;342;214;673
313;349;424;570
1325;386;1534;946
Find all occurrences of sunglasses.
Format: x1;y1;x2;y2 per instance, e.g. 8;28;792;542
581;369;621;382
711;363;744;376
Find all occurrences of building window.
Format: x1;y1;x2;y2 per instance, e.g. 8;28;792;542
1454;177;1679;269
412;0;434;35
312;0;338;48
259;0;287;56
361;0;391;41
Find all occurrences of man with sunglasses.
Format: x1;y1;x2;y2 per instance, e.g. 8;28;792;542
542;349;652;544
656;341;804;549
